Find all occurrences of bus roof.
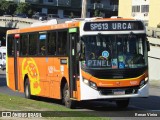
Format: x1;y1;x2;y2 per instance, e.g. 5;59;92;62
7;20;80;34
6;17;138;35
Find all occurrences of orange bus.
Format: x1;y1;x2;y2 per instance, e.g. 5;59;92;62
6;17;150;108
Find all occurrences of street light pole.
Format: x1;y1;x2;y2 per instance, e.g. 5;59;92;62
81;0;87;18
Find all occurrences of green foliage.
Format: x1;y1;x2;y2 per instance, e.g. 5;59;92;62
157;23;160;28
0;1;33;17
94;9;99;17
69;12;74;18
0;0;17;15
93;9;104;17
0;93;110;119
15;3;33;17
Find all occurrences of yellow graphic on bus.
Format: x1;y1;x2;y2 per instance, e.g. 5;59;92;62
22;58;41;95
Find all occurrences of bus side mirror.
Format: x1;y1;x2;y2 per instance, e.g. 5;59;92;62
147;41;150;51
77;43;80;53
77;42;83;61
77;38;85;61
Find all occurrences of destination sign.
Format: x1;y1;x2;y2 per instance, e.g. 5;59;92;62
83;21;144;31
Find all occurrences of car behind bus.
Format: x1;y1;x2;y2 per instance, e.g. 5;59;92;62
0;46;6;70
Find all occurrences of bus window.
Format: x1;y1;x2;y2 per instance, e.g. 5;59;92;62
57;31;67;55
48;32;56;55
20;34;28;56
7;35;14;56
29;33;38;56
39;34;46;55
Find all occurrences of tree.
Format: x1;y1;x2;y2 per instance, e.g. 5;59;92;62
93;9;100;17
93;0;104;17
15;3;33;17
69;12;74;18
0;0;17;15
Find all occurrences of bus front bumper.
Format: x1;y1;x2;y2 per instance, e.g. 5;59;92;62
80;81;149;100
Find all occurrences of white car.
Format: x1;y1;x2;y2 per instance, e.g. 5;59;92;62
0;46;6;70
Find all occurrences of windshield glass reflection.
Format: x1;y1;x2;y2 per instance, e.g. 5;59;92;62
81;34;147;69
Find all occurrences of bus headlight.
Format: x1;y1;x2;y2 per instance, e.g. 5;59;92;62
140;77;148;88
83;79;97;90
90;81;97;90
140;80;145;88
83;79;89;85
145;77;148;83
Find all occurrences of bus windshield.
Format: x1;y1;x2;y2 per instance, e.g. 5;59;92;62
81;34;148;69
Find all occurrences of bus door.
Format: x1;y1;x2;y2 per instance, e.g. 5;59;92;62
14;34;20;90
69;32;78;98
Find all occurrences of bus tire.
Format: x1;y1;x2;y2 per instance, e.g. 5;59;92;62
24;78;31;99
116;99;129;108
63;83;75;109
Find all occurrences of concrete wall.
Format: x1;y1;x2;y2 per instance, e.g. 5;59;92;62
0;16;39;28
148;37;160;80
148;46;160;80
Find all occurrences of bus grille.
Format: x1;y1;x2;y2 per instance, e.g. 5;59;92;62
98;86;139;95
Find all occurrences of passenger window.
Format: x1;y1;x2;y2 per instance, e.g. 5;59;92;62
7;35;14;56
48;32;56;55
20;34;28;56
39;34;46;55
57;31;67;55
29;33;38;55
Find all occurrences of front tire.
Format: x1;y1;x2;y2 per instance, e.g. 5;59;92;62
24;78;31;99
62;83;75;108
116;99;130;108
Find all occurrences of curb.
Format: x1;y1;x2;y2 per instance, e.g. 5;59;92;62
149;80;160;88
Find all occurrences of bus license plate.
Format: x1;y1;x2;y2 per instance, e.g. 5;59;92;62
113;90;125;95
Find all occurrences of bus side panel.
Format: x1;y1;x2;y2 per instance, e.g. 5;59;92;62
18;58;28;93
47;57;59;98
19;57;46;96
7;58;16;90
20;57;69;99
47;57;69;99
35;58;47;97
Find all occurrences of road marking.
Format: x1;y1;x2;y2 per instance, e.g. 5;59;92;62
129;105;147;110
151;110;160;111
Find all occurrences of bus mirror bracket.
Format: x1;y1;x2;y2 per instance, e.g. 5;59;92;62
78;38;85;61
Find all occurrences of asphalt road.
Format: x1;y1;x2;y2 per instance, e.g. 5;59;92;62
0;73;24;97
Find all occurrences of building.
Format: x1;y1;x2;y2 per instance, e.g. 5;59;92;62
5;0;118;18
119;0;149;26
149;1;160;27
119;0;160;28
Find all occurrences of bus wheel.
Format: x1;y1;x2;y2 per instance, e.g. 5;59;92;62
63;83;75;108
116;99;130;108
24;78;31;99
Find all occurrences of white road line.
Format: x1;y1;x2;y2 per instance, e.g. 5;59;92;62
129;105;148;110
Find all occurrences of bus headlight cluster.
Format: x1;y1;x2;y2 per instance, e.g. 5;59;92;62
83;79;97;90
145;77;148;82
140;80;145;88
140;77;148;88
